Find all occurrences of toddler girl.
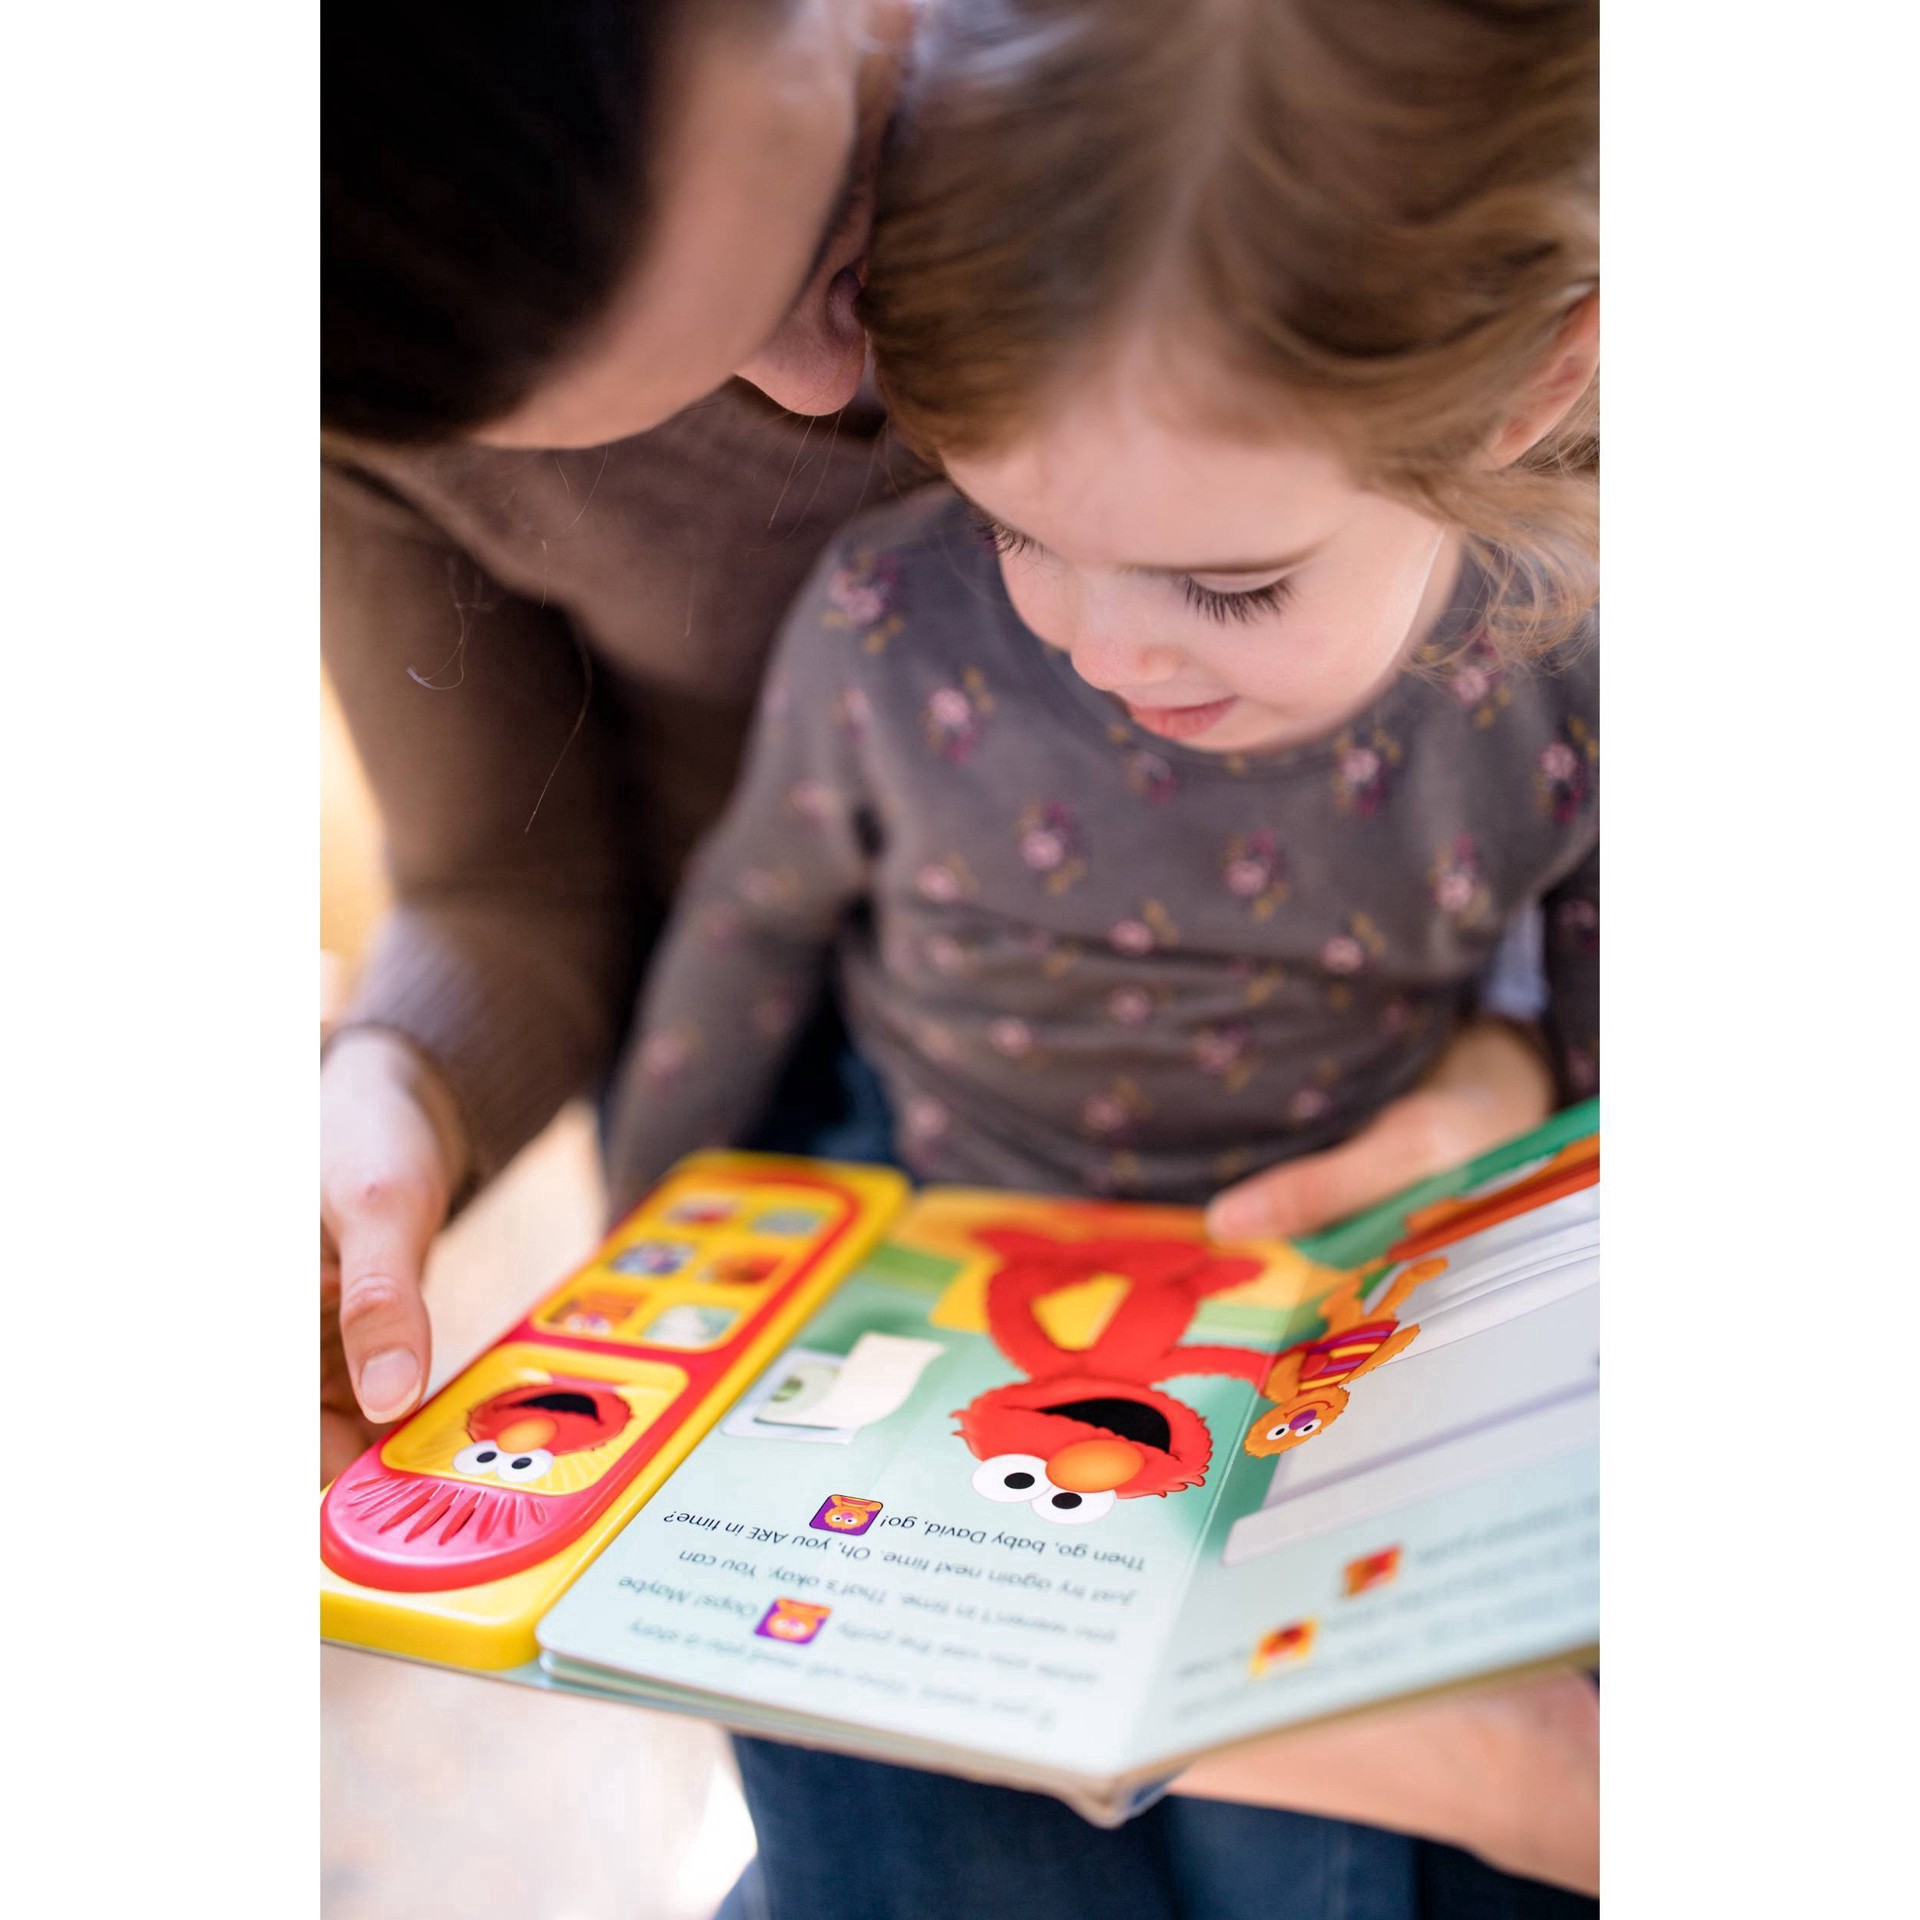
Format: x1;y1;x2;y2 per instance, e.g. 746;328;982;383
609;0;1599;1234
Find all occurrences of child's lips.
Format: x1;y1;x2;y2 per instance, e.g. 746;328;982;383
1122;696;1237;741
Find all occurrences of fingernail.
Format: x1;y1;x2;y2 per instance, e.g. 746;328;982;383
357;1348;421;1421
1206;1194;1267;1241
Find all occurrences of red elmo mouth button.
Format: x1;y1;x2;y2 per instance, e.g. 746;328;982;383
1047;1438;1145;1493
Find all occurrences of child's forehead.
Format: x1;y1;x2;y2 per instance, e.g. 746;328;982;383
946;378;1359;577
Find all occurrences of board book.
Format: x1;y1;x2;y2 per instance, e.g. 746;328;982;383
322;1106;1599;1824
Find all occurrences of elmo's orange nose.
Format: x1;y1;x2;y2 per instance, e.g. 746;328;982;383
1048;1437;1144;1493
494;1415;558;1451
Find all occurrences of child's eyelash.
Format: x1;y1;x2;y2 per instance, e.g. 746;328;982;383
972;510;1038;560
974;508;1293;625
1181;576;1295;625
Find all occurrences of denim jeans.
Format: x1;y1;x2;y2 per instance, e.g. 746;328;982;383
718;1737;1596;1920
719;995;1597;1920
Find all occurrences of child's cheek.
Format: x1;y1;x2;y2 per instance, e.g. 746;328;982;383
1000;557;1071;653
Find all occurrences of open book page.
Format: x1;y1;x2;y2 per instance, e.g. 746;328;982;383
534;1189;1313;1778
1130;1128;1600;1772
535;1109;1598;1786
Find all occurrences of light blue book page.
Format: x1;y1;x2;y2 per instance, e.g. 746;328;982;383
1127;1164;1599;1771
539;1114;1599;1781
536;1193;1299;1777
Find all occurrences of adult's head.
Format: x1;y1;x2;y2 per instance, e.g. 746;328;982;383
322;0;914;447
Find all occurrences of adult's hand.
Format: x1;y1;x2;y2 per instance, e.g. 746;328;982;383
1175;1670;1600;1895
320;1029;470;1484
1205;1017;1555;1244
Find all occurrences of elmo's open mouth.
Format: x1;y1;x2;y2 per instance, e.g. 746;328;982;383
1036;1395;1173;1453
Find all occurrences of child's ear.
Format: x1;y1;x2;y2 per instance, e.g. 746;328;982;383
1487;292;1599;467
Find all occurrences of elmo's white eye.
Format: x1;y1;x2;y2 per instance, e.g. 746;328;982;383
1265;1422;1291;1443
1294;1415;1321;1435
1032;1487;1115;1525
452;1441;504;1478
492;1447;556;1486
971;1454;1054;1502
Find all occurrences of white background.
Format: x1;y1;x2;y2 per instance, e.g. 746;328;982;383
4;3;1917;1914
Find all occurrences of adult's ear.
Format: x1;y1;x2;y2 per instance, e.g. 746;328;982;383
1488;292;1600;467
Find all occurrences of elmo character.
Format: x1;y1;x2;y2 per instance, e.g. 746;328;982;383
956;1228;1269;1525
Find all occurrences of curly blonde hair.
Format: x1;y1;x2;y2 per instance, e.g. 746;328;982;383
864;0;1598;657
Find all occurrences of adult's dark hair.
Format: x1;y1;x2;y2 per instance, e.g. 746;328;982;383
323;1;744;444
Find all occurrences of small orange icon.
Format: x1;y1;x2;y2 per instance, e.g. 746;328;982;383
1250;1619;1317;1676
812;1495;883;1535
756;1598;832;1645
1342;1546;1403;1597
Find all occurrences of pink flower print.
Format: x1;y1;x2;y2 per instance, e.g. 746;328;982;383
923;669;994;763
640;1025;700;1086
988;1016;1035;1060
924;933;970;976
1019;810;1068;870
1122;747;1178;805
1223;856;1266;898
1023;825;1066;870
1430;834;1488;925
1534;718;1596;824
833;684;873;737
1321;933;1367;975
1331;726;1403;816
786;779;836;825
1109;899;1179;954
1080;1078;1148;1141
915;854;975;904
900;1094;950;1161
1194;1023;1254;1092
1320;911;1386;977
1016;802;1086;894
1442;635;1513;728
823;550;905;651
827;570;889;628
1452;663;1491;705
1106;985;1154;1028
919;1022;960;1064
1221;832;1289;920
1288;1060;1342;1126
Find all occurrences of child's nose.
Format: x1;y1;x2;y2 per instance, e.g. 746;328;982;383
1069;625;1180;693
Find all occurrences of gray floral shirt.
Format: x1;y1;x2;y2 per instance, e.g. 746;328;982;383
608;487;1598;1206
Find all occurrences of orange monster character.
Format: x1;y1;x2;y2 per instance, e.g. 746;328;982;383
1244;1133;1600;1458
957;1229;1269;1525
1242;1258;1438;1457
322;1375;646;1594
450;1383;635;1485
